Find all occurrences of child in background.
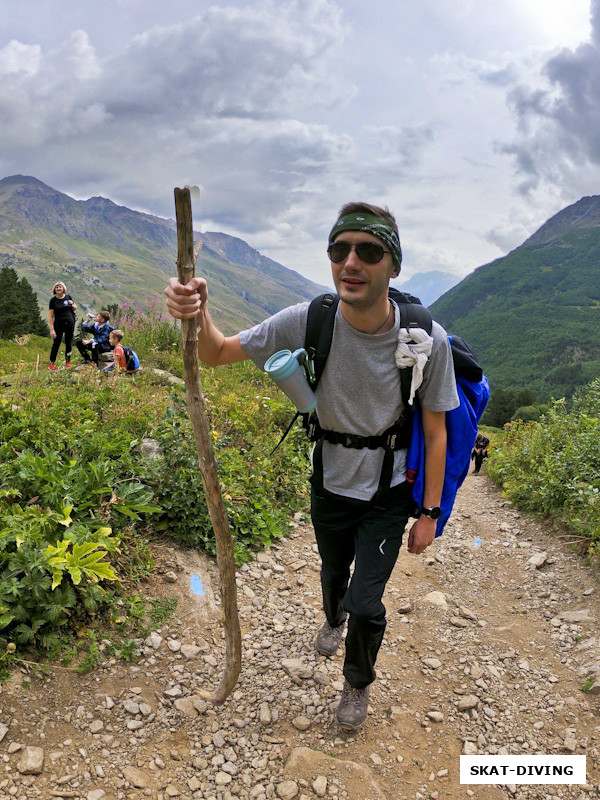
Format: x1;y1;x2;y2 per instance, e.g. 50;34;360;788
102;329;140;375
76;310;113;366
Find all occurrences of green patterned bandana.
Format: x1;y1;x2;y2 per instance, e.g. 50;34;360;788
328;212;402;272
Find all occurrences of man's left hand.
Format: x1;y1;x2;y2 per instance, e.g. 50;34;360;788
407;515;437;555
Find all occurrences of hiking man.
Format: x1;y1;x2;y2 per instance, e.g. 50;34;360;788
165;202;459;731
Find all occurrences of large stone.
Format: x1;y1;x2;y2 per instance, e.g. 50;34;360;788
17;746;44;775
422;590;448;608
457;694;480;711
174;697;198;717
123;766;153;788
559;609;591;623
145;631;163;649
528;552;548;569
181;644;202;659
259;702;273;725
284;747;387;800
281;659;312;685
276;780;299;800
87;790;107;800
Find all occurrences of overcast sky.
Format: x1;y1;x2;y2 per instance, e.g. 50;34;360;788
1;0;598;285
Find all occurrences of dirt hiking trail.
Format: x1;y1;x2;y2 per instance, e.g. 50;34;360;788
1;471;599;800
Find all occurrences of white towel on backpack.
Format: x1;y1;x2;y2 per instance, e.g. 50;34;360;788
394;327;433;405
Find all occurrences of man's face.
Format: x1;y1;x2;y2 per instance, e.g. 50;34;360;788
330;231;397;310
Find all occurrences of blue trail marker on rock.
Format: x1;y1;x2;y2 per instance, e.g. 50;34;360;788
190;575;205;596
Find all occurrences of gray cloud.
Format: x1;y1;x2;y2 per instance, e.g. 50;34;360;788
503;0;600;193
0;0;351;228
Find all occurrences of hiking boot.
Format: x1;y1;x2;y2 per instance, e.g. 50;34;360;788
65;361;71;368
336;680;370;731
315;620;345;657
48;363;56;371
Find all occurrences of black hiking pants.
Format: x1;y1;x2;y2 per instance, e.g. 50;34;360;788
310;481;413;689
473;452;485;473
75;339;101;365
50;319;75;364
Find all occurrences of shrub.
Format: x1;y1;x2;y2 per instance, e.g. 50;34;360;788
0;352;312;652
110;296;181;358
0;372;164;649
145;363;310;564
488;378;600;553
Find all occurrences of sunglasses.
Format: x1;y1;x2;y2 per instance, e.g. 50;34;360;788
327;240;391;264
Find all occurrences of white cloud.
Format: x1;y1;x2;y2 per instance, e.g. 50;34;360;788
0;40;41;75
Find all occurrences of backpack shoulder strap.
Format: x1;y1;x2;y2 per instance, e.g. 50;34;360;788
305;293;339;389
390;292;432;408
391;294;433;335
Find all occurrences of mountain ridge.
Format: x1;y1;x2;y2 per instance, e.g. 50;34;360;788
0;175;329;333
430;194;600;400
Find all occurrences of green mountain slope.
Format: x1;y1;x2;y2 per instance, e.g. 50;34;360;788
430;196;600;399
0;175;329;334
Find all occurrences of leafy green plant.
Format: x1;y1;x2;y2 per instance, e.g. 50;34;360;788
0;328;312;661
488;378;600;554
146;369;309;564
581;676;597;693
147;597;178;629
77;631;101;674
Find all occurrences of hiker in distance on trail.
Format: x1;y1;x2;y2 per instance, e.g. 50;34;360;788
165;202;460;732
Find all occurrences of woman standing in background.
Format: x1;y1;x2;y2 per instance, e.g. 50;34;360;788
48;281;77;370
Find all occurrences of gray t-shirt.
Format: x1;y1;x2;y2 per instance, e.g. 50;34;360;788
240;300;459;501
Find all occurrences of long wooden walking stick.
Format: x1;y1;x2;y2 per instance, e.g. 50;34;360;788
174;187;242;704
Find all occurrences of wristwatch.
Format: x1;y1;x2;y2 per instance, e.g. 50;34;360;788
420;505;441;520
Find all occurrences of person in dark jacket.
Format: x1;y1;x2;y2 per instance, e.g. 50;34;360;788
48;281;77;370
75;310;113;366
471;432;490;474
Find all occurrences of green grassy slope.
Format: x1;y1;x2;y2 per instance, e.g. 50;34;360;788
0;175;328;333
431;223;600;399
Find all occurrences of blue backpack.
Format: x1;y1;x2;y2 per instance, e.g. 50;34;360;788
302;289;490;531
121;346;140;372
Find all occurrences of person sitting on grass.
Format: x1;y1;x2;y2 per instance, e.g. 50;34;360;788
75;310;113;366
102;329;140;375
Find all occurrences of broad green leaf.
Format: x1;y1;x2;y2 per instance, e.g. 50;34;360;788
0;612;15;628
79;551;110;569
113;505;140;519
90;562;117;581
72;542;101;560
68;566;82;585
50;570;64;590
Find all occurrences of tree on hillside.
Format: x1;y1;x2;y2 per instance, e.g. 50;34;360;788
0;266;50;338
482;387;537;428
